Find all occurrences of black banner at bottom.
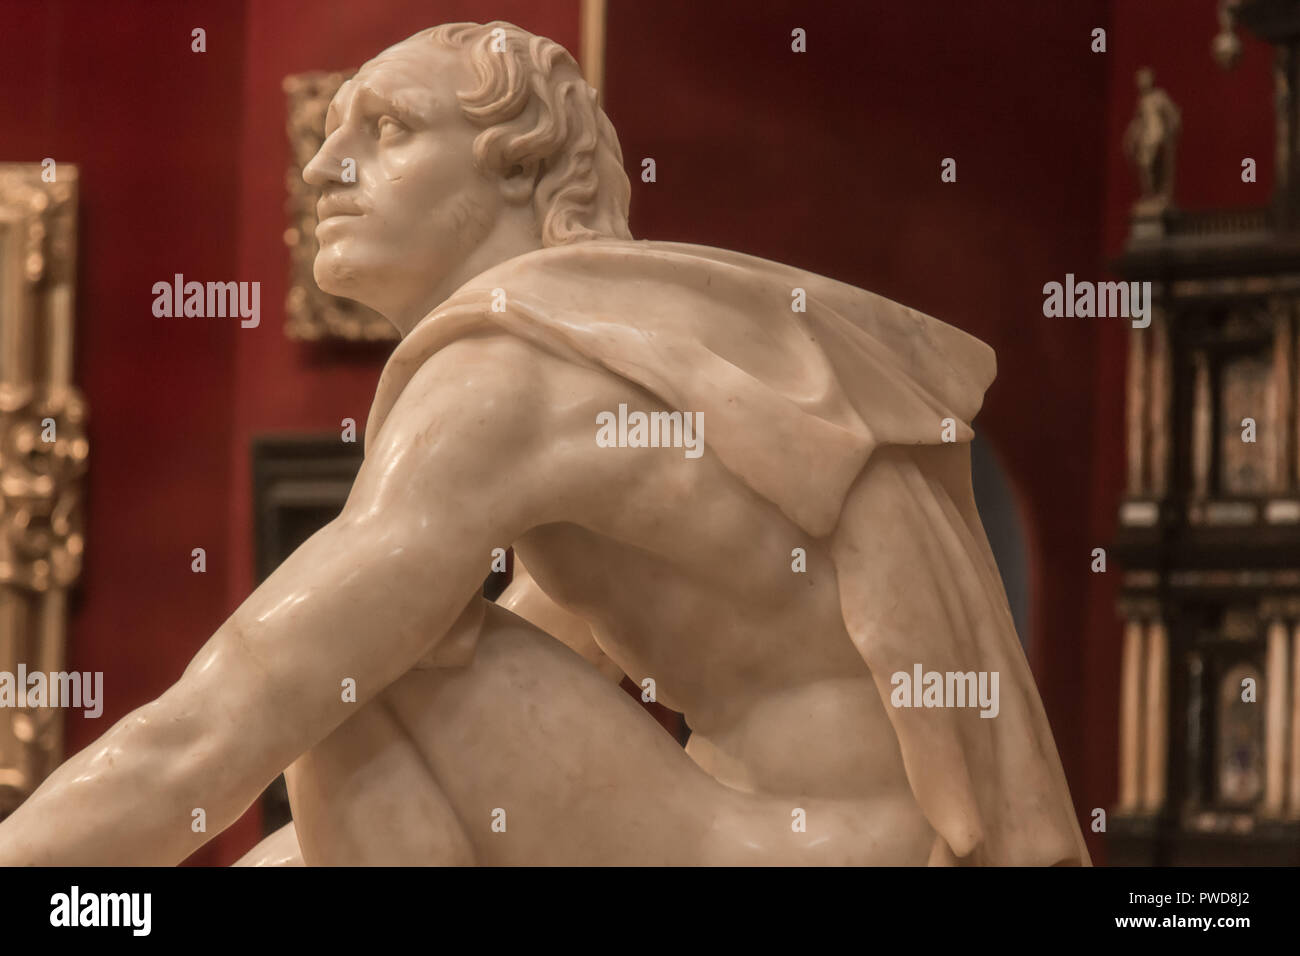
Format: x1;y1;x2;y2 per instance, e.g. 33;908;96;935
0;865;1292;944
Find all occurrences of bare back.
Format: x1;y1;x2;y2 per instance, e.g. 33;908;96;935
283;341;931;865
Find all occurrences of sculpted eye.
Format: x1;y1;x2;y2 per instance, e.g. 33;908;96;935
377;115;407;140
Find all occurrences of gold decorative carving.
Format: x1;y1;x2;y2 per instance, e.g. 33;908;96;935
0;163;86;817
282;71;397;343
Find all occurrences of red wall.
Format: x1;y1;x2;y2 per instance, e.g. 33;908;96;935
0;0;1278;866
0;0;247;865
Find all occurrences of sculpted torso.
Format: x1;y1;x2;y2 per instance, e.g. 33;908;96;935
284;340;933;866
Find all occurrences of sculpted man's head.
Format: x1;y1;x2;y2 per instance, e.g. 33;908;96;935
304;21;632;334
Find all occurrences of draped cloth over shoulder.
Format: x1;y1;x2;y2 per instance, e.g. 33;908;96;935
365;239;1090;866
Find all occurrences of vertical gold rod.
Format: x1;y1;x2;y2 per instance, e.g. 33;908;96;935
1191;351;1212;500
1270;300;1293;493
1288;624;1300;817
1148;308;1171;495
1119;618;1146;812
1294;307;1300;492
36;589;67;783
0;588;30;814
0;218;32;390
1126;327;1148;495
0;589;19;779
1142;621;1168;811
1264;619;1290;816
581;0;608;97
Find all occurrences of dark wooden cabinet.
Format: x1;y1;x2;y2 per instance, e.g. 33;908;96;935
1110;1;1300;863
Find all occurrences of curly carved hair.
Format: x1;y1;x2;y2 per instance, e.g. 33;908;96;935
420;21;632;246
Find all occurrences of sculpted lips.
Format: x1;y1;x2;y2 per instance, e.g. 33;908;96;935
316;193;367;221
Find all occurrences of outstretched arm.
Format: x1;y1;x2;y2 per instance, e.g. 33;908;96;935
0;333;560;865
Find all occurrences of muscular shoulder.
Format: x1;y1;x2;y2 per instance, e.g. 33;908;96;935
372;331;634;458
375;333;561;448
349;332;665;532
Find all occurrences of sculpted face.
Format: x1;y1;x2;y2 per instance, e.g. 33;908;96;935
304;40;514;332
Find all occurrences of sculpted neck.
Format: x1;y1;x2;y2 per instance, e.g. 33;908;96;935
387;211;544;339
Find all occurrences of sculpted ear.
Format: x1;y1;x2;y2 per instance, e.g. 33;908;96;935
499;159;541;205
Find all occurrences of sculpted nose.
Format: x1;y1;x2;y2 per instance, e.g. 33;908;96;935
303;132;346;187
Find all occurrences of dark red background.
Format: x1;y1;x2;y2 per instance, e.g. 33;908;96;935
0;0;1274;864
